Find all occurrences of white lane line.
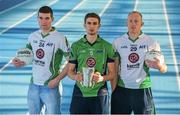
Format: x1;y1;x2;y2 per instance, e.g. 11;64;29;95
0;12;36;35
99;0;112;16
0;57;13;59
0;0;58;35
0;60;12;73
134;0;139;11
162;0;180;90
54;0;86;26
0;0;31;15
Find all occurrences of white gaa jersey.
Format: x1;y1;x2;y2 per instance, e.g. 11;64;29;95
27;29;69;85
113;33;161;89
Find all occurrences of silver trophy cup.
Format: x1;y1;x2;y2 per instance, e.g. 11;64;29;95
82;67;94;87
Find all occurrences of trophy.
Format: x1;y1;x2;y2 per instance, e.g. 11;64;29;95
82;67;94;87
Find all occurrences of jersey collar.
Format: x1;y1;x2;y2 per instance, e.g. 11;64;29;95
82;35;101;46
40;27;56;38
127;31;143;42
82;35;101;43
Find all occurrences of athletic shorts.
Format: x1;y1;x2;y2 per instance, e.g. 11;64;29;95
70;84;109;114
111;86;156;114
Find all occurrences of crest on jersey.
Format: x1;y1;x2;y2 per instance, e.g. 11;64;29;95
128;53;139;63
86;57;96;67
36;48;44;59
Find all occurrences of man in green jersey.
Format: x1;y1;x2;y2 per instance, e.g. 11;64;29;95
68;12;115;114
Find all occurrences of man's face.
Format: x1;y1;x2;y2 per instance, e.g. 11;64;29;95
127;13;143;34
38;13;53;31
84;17;100;36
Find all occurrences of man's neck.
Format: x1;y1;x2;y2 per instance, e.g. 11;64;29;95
128;31;141;40
86;34;98;44
41;27;52;35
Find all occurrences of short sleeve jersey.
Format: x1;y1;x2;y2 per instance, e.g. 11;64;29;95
113;33;161;89
69;35;115;97
26;28;69;86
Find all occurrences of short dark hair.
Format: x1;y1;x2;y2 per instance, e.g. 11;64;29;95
128;11;142;20
38;6;53;18
84;12;101;24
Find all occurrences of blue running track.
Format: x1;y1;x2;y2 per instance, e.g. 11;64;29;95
0;0;180;114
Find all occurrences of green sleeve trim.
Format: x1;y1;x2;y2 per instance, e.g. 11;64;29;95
69;43;78;61
106;43;116;60
44;48;64;85
26;43;32;50
139;77;151;88
118;76;125;87
139;62;151;88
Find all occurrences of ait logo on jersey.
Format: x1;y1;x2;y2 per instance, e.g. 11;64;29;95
36;48;44;59
86;57;96;67
128;53;139;63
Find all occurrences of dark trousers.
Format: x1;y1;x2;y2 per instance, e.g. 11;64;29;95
70;95;109;114
111;86;156;114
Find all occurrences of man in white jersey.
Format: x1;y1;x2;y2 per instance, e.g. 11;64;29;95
12;6;69;114
111;11;167;114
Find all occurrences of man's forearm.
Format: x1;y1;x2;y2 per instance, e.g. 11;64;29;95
56;62;69;81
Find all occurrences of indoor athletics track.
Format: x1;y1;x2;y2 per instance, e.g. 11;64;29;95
0;0;180;114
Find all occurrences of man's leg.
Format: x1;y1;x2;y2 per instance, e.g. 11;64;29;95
27;83;42;114
111;86;132;114
40;86;61;114
130;88;156;114
88;95;109;114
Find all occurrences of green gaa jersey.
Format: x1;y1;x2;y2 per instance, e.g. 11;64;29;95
69;35;115;97
113;33;161;89
26;28;69;86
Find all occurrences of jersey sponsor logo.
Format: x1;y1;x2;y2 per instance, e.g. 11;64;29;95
121;45;128;48
33;40;38;43
34;59;45;66
79;50;86;54
46;42;53;47
36;48;44;59
128;53;139;63
139;45;146;49
127;63;140;69
96;50;103;54
86;57;96;67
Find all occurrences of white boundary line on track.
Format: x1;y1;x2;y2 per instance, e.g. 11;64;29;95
0;0;31;15
0;60;12;73
54;0;86;26
0;0;58;35
99;0;112;16
0;12;36;35
134;0;139;11
162;0;180;90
